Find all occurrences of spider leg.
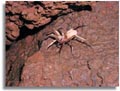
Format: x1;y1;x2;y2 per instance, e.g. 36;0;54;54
47;40;57;49
58;44;63;54
61;32;65;37
54;30;61;36
75;35;92;48
56;42;61;48
66;42;74;56
74;24;86;30
75;35;86;42
47;34;58;40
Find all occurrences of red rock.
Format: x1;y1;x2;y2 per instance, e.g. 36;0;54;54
33;17;51;27
25;24;34;30
25;35;34;46
54;3;68;9
19;51;45;86
6;39;12;45
6;22;20;45
42;1;54;8
22;7;39;22
6;33;16;40
25;51;44;65
88;59;103;70
15;19;23;26
35;5;44;13
10;15;19;21
11;29;19;38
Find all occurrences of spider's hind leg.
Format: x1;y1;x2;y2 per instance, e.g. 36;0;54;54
57;44;63;54
66;42;74;56
75;35;92;48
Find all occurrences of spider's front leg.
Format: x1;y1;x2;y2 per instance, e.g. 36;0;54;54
47;40;57;49
46;33;59;49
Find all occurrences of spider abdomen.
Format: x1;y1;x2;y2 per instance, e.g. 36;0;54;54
66;29;77;39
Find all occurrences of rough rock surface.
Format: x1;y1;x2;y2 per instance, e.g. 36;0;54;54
6;1;118;87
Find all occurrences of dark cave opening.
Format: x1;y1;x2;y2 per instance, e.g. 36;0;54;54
68;5;92;11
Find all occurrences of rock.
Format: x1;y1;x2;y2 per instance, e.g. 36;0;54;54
19;51;45;86
33;17;51;27
6;22;19;45
10;15;19;21
6;39;12;45
25;35;34;47
25;24;34;30
22;7;39;22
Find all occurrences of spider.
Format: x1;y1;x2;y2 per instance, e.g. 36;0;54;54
46;26;92;54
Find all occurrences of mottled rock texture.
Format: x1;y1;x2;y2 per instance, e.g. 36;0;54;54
6;1;119;87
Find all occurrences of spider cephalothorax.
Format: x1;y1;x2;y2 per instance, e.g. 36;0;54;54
46;27;91;54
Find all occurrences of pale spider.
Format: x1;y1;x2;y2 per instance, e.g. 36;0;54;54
46;26;92;54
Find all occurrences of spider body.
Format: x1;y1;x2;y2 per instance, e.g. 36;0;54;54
46;28;91;54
